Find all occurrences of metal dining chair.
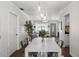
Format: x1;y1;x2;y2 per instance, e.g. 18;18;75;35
58;40;64;48
20;39;28;53
29;52;38;57
57;40;64;57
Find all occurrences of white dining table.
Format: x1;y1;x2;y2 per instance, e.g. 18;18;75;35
25;37;61;57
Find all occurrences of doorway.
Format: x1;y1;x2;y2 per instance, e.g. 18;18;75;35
64;14;70;48
8;12;17;56
50;23;56;37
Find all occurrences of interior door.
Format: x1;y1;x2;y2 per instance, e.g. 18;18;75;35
8;12;17;56
50;23;56;37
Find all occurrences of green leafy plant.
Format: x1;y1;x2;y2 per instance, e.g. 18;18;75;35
24;20;33;41
39;30;47;42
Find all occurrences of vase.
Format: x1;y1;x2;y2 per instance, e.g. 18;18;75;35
41;38;45;49
42;38;44;42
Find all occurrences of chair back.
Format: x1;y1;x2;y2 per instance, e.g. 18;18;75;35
58;40;64;48
20;38;28;48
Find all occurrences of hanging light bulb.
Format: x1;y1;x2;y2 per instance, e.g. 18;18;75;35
38;5;41;11
38;2;48;22
40;13;44;17
38;2;41;12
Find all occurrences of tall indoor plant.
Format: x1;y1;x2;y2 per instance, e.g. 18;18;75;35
24;20;33;41
39;30;47;42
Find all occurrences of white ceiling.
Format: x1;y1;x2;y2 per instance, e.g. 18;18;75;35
13;1;71;21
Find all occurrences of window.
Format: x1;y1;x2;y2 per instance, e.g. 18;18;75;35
35;23;48;33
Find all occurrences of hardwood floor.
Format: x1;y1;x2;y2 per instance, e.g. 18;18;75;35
10;48;25;57
62;47;71;57
10;47;71;57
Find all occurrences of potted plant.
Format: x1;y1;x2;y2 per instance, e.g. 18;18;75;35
24;20;33;41
39;30;47;42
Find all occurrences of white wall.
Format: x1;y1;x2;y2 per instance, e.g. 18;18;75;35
59;2;79;57
0;2;28;57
